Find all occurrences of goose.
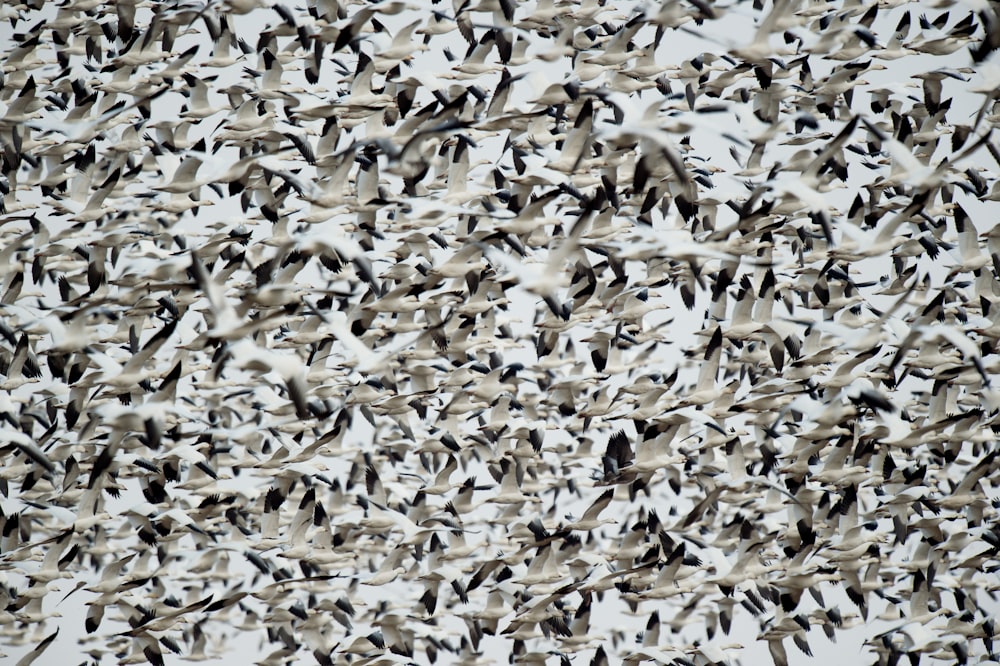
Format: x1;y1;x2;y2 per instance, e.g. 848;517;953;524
685;641;745;666
501;585;574;635
363;546;411;586
372;19;426;73
337;631;387;656
486;457;542;506
29;90;156;146
361;499;455;547
479;219;585;321
47;168;120;223
415;454;460;495
23;529;75;584
180;74;227;119
0;332;42;391
632;425;687;475
564;489;616;531
333;52;395;117
76;318;177;396
464;585;515;635
153;144;261;196
2;1;999;664
514;543;565;588
445;32;504;79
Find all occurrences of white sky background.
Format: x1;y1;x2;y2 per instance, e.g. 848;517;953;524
1;0;999;665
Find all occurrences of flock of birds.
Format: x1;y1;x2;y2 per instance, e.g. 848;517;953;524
1;0;1000;664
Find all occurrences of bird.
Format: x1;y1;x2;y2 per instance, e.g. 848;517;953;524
0;2;998;666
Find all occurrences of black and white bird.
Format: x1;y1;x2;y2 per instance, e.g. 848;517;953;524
1;1;998;666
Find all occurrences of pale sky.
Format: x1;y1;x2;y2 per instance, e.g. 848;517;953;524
1;0;998;665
